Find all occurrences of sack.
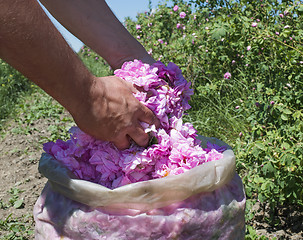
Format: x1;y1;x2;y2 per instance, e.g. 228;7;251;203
34;136;246;240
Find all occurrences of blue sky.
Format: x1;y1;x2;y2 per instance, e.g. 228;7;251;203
41;0;170;52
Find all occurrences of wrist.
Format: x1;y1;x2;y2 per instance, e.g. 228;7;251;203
116;53;156;69
63;74;98;119
102;41;156;70
110;54;156;70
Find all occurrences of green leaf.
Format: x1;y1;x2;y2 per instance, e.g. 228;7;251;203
258;193;266;202
293;110;302;119
281;142;290;150
251;147;260;158
281;114;289;121
254;176;265;184
11;225;19;232
13;198;23;209
283;108;292;115
261;182;268;191
262;162;275;175
211;27;227;40
255;142;266;151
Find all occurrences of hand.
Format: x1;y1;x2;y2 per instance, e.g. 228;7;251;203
72;76;160;149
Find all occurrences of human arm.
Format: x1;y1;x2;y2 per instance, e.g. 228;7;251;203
0;0;159;149
39;0;155;69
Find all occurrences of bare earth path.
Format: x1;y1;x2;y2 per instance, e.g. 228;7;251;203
0;116;57;239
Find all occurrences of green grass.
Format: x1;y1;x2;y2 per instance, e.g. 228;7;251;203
0;214;34;240
0;60;34;131
0;187;33;240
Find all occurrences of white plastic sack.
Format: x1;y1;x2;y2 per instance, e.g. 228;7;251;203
34;136;246;239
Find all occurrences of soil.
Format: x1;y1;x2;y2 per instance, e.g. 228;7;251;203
0;111;302;239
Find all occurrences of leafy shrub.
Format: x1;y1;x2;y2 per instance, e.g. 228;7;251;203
121;0;303;219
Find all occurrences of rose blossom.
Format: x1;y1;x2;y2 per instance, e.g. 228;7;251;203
224;72;231;79
180;12;186;18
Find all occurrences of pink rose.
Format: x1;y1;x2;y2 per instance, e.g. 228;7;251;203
180;12;186;18
224;72;231;79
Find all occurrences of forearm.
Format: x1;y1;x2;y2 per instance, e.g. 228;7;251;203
39;0;155;69
0;0;159;148
0;0;94;115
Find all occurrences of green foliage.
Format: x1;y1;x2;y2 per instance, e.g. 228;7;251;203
125;0;303;141
8;188;24;209
0;60;34;130
0;188;24;210
121;0;303;231
0;189;32;239
0;214;34;240
235;89;303;209
245;225;276;240
11;90;75;142
78;46;113;76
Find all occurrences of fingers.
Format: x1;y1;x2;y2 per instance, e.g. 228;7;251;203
123;79;160;128
138;104;161;129
103;78;160;149
127;124;150;148
125;103;160;148
112;126;149;150
112;134;131;150
124;81;139;94
111;107;158;149
123;105;159;149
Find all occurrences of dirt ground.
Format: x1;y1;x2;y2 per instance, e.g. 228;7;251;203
0;112;302;239
0;117;51;239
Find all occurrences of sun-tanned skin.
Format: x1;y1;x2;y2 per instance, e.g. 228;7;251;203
0;0;160;149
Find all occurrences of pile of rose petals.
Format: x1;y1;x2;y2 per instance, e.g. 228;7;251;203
44;60;226;189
